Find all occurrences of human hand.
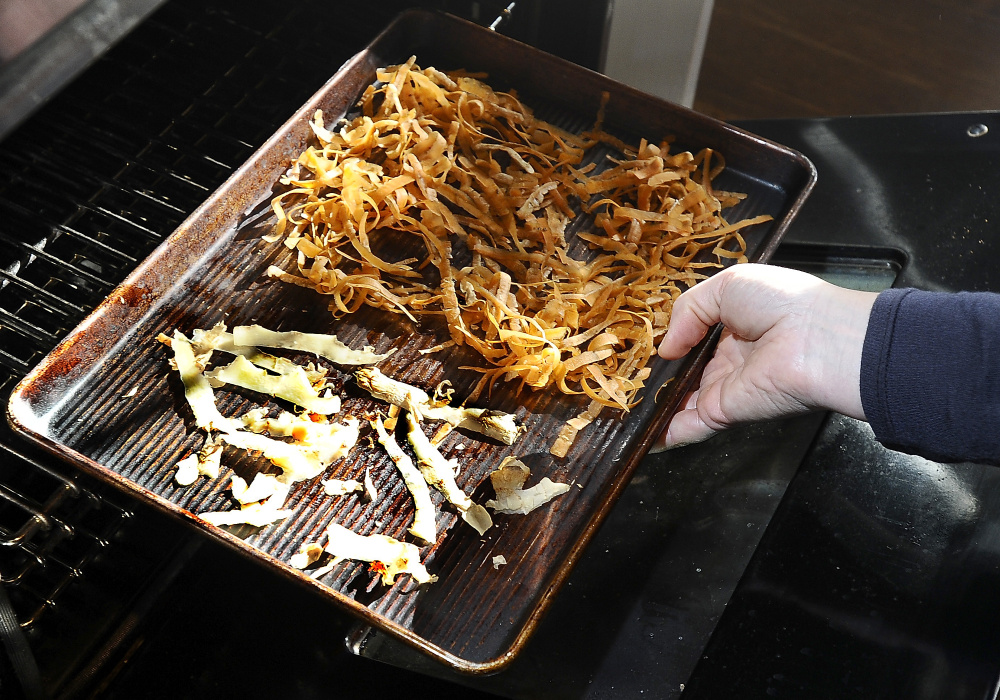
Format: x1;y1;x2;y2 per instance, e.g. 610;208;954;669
653;263;878;451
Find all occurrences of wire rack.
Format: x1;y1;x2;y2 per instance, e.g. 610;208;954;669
0;3;397;695
0;1;327;633
0;2;528;695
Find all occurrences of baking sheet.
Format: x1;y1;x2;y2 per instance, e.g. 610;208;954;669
7;10;815;672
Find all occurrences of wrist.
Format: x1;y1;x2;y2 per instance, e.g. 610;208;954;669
804;286;877;419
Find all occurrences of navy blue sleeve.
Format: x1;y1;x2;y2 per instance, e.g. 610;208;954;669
860;287;1000;464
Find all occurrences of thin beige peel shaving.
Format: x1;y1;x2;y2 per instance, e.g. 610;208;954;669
268;57;770;454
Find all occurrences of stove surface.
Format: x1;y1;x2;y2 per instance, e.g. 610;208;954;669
681;113;1000;699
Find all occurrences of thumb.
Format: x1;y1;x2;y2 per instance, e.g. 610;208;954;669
651;404;718;451
659;264;823;361
658;269;730;360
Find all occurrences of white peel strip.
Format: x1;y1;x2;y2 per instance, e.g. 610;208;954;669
233;325;393;365
170;331;240;433
324;523;436;585
373;417;437;543
200;503;293;527
356;367;520;444
207;354;340;415
405;412;492;535
486;478;570;514
322;478;363;496
485;457;570;514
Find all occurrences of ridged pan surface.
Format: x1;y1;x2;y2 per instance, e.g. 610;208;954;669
7;10;815;672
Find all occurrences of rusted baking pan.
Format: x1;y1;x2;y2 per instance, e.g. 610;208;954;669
7;10;815;673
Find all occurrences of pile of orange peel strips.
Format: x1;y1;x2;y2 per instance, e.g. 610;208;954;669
266;57;771;457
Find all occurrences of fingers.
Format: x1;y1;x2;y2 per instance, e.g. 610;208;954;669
650;374;726;453
650;330;753;453
657;270;728;360
658;264;826;361
651;404;719;452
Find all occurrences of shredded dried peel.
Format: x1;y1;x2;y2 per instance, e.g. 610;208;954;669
356;367;520;444
174;433;222;485
321;478;364;496
405;411;493;536
268;57;771;428
485;456;570;515
321;522;437;585
200;503;293;528
232;325;393;366
206;354;341;415
372;416;438;544
162;325;362;529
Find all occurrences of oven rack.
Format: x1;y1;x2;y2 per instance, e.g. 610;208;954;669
0;5;295;637
0;3;536;696
0;4;411;696
0;0;525;628
0;423;129;631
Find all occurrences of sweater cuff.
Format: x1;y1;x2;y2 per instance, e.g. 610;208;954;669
859;287;1000;464
859;288;912;445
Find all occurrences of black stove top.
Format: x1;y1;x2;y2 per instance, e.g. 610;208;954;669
682;113;1000;699
1;1;999;698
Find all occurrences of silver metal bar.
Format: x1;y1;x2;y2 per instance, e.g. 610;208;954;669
489;2;516;31
0;0;168;142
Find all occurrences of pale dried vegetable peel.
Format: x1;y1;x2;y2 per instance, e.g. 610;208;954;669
323;522;437;585
406;411;492;535
232;325;393;365
363;469;378;502
462;503;493;536
216;429;326;483
485;456;570;515
195;436;223;480
169;331;240;433
173;434;222;486
240;410;360;466
231;473;290;506
200;472;294;527
290;542;325;570
356;367;520;444
163;325;362;525
372;417;437;544
321;478;363;496
206;354;341;415
355;366;431;408
200;503;294;528
188;323;330;385
173;453;200;486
